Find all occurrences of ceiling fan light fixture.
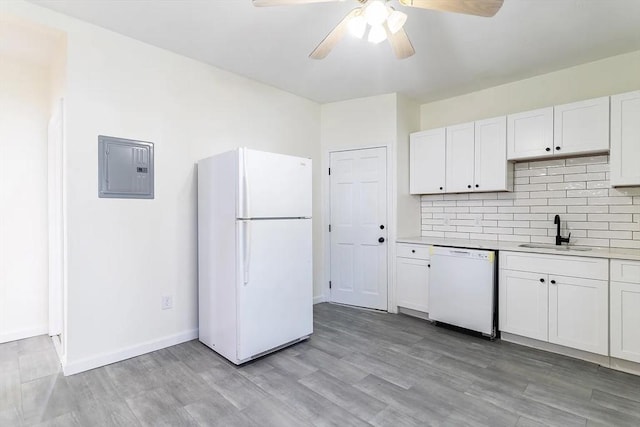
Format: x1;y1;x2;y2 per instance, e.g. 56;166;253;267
387;10;407;34
348;14;367;39
367;24;387;44
364;0;389;26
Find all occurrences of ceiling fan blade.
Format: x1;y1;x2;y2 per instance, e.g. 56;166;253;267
309;8;359;60
253;0;344;6
385;25;415;59
398;0;504;17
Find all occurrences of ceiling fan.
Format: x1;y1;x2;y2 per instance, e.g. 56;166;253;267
252;0;504;60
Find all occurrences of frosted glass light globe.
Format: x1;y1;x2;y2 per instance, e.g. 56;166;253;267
364;1;389;26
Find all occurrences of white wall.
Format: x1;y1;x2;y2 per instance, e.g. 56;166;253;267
420;50;640;129
2;1;320;374
0;55;50;343
320;94;421;306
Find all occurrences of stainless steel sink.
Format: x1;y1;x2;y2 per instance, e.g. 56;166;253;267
518;243;592;252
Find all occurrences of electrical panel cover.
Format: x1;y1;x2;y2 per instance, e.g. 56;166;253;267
98;135;154;199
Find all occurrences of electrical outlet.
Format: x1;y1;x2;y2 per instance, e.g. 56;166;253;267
161;296;173;310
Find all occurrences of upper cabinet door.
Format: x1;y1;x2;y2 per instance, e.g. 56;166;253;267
475;116;511;192
410;128;446;194
446;123;475;193
610;90;640;187
507;107;554;161
554;96;609;156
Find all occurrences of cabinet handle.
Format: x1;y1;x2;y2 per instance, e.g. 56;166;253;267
411;249;415;253
467;185;472;189
539;278;545;283
545;147;551;152
475;184;479;188
555;146;561;151
439;186;443;190
427;264;431;268
550;279;556;284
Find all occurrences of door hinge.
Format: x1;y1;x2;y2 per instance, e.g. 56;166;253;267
329;224;331;232
329;281;332;289
328;167;331;175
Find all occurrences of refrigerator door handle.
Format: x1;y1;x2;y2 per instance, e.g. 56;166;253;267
241;148;250;219
243;220;251;285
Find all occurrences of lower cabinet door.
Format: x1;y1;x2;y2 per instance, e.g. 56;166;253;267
499;269;549;341
611;281;640;363
396;257;429;313
548;275;608;355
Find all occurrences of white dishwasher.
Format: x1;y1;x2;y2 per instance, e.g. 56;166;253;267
429;246;497;337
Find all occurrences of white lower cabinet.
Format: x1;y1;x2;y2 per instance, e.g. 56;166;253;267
499;252;609;356
499;269;548;342
610;259;640;363
396;244;430;313
548;275;608;355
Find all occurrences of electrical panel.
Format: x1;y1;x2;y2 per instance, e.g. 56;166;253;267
98;135;154;199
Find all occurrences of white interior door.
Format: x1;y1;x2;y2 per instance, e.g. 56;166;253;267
48;99;64;337
237;218;313;361
329;147;387;310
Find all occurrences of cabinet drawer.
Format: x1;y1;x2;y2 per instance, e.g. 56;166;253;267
611;259;640;284
397;244;431;260
500;251;608;280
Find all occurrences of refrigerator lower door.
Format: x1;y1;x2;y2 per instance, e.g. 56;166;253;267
238;148;312;219
236;218;313;362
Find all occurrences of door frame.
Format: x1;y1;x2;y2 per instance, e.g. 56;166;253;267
48;98;67;363
322;144;396;311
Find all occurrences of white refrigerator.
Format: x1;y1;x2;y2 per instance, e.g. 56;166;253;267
197;148;313;364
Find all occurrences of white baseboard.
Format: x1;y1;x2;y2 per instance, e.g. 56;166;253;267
313;295;326;305
62;328;198;376
0;326;48;344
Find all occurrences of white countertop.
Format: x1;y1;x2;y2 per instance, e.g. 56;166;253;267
397;236;640;261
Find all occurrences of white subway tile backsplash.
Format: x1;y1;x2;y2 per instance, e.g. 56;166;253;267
567;205;608;213
548;166;587;176
565;155;608;165
533;159;566;168
589;197;633;205
530;175;564;184
588;230;633;239
610;222;640;231
547;182;586;191
567;189;609;198
421;154;640;249
587;163;610;173
514;199;548;206
588;213;634;222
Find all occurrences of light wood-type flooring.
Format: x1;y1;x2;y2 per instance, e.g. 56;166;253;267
2;303;640;426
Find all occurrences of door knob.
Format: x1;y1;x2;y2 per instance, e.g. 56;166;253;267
378;237;385;243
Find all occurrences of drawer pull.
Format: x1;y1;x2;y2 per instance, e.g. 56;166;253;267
411;250;415;253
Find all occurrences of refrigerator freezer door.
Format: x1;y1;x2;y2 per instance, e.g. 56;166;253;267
236;218;313;361
239;148;312;219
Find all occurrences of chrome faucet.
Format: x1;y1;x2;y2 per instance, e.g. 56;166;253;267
554;215;571;246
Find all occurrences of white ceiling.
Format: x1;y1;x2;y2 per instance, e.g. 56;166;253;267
27;0;640;103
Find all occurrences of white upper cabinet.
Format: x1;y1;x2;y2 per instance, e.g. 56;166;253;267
410;128;446;194
507;107;554;160
554;96;609;156
475;116;511;192
445;122;475;193
610;90;640;187
410;117;511;195
508;97;610;161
